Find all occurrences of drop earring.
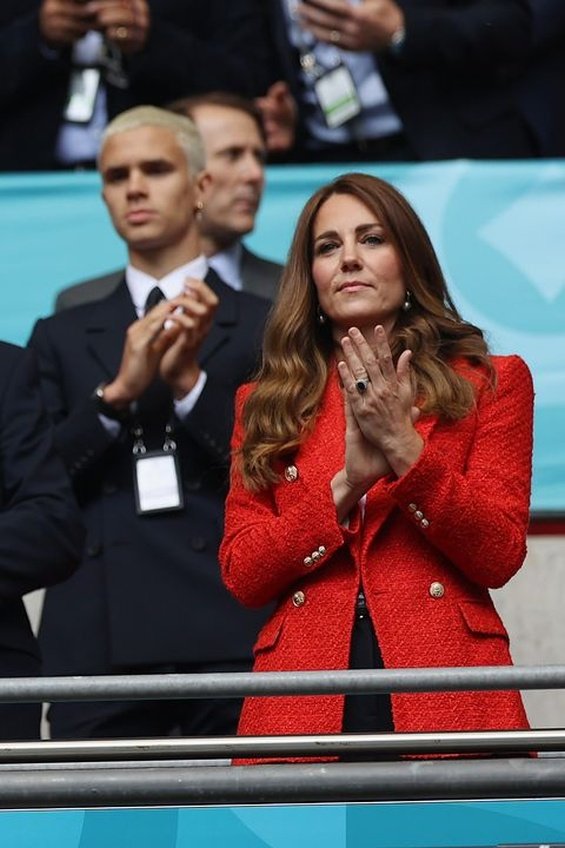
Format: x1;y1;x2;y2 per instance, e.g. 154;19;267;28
402;290;412;312
317;305;327;325
195;200;204;214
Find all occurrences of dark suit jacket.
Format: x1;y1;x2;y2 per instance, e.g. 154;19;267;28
54;246;283;311
0;342;83;678
266;0;540;160
240;247;283;301
0;0;271;171
28;273;270;674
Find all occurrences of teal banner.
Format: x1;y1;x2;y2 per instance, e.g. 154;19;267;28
2;800;565;847
1;160;564;512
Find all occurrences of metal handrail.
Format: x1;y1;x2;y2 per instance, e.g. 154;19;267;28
0;728;564;763
2;758;565;807
2;664;565;702
1;665;564;809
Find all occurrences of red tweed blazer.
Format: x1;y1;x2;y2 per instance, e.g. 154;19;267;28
220;355;534;745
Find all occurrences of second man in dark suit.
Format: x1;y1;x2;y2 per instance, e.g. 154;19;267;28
29;106;271;739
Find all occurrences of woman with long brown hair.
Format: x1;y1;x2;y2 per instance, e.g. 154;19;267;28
220;173;533;754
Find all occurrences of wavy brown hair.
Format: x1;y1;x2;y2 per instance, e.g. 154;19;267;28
240;173;492;490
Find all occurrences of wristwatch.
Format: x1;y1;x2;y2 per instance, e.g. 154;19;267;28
388;26;406;56
92;382;130;423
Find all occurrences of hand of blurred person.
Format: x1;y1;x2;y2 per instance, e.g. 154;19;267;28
159;279;219;400
39;0;95;47
255;81;297;155
297;0;405;53
90;0;151;54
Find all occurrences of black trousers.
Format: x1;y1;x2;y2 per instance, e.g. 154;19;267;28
47;659;251;740
342;602;394;737
0;650;41;741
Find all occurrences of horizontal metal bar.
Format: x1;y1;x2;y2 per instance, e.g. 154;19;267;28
0;728;565;763
2;665;565;704
1;758;565;808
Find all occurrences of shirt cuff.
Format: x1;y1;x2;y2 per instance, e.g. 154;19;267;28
173;370;207;419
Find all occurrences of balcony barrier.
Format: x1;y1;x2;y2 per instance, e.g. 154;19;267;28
1;665;565;807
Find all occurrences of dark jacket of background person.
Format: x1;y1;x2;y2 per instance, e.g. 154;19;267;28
27;274;270;719
516;0;565;157
264;0;540;161
0;342;83;740
0;0;271;171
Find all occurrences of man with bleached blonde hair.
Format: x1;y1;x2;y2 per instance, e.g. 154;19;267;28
98;105;206;176
28;105;271;739
56;95;282;309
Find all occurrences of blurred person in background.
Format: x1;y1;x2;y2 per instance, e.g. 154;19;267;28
171;93;283;301
0;0;270;171
516;0;565;157
0;342;83;740
258;0;546;162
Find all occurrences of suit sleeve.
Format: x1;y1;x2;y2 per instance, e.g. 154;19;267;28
0;346;84;600
396;0;532;73
178;373;239;468
27;318;117;488
384;355;534;589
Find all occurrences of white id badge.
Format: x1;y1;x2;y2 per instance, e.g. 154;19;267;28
64;68;101;123
133;450;184;515
314;64;362;128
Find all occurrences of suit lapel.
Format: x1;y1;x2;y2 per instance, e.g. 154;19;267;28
85;279;136;379
198;268;237;365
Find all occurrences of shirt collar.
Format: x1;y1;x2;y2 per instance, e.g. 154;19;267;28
207;242;243;291
125;254;208;317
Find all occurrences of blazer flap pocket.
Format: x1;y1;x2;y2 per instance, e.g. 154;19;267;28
253;613;285;655
458;600;508;638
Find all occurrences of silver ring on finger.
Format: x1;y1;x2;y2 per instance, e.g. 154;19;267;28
355;375;371;395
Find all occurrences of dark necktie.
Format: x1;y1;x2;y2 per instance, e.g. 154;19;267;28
143;286;165;316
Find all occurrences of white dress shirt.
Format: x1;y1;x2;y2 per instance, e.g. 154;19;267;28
208;242;244;291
